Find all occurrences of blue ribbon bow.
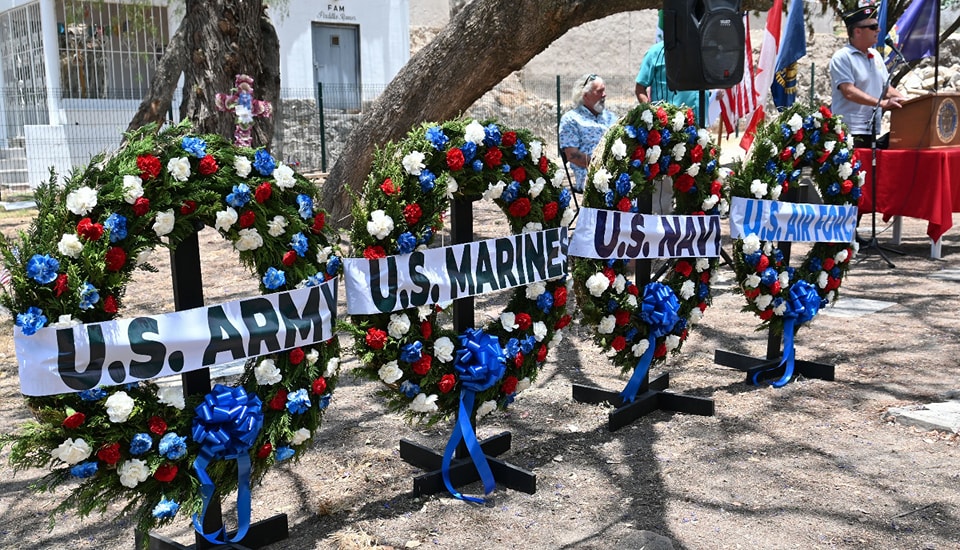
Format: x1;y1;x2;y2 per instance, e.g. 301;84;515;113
191;384;264;544
753;280;821;388
442;328;506;503
621;283;681;403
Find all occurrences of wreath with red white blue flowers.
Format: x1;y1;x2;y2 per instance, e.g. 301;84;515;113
348;118;573;424
0;121;342;536
571;103;726;396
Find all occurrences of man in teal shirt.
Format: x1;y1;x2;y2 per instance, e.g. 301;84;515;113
635;41;702;122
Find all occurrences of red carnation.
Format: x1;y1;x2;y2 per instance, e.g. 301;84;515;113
698;301;708;312
483;147;503;168
239;210;256;228
654;343;668;358
97;443;121;465
103;295;118;314
626;284;639;296
312;211;326;233
632;145;646;160
614;309;631;326
255;182;273;203
536;344;548;362
77;218;104;241
759;309;775;321
508;198;531;218
412;354;432;376
513;352;525;369
710;181;723;196
685;108;695;126
780;148;794;161
823;258;836;270
554;314;572;330
268;389;288;411
793;129;804;142
137;154;162;180
501;375;519;395
602;267;616;284
690;144;704;163
647;130;662;146
666;162;681;176
743;287;761;299
543;201;559;221
819;105;833;118
674;260;693;277
510;166;526;183
148;416;167;435
616;197;632;212
311;377;327;395
611;336;627;352
515;312;532;331
132;197;150;216
363;246;386;259
62;412;85;429
105;246;127;272
553;285;568;307
420;320;432;340
257;443;273;459
438;374;457;394
701;271;711;283
648;163;660;177
538;155;549;174
755;255;770;272
841;179;854;194
501;131;517;147
380;177;398;195
54;273;68;297
656;106;669;125
198;155;218;176
289;347;305;365
446;148;465;171
365;328;388;350
154;463;178;482
180;200;197;215
769;281;782;295
282;250;297;266
403;203;423;226
674;174;695;193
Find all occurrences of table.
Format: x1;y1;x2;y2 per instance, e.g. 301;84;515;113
856;147;960;258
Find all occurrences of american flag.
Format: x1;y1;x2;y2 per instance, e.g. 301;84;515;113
0;266;12;287
719;14;758;137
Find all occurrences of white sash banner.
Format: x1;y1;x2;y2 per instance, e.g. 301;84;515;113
568;207;722;260
344;227;568;315
15;278;339;397
729;197;858;243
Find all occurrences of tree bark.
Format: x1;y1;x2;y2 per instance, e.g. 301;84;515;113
125;23;189;134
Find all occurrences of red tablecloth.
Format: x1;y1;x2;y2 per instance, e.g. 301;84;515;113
856;147;960;241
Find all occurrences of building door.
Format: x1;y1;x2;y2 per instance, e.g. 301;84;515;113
311;24;360;111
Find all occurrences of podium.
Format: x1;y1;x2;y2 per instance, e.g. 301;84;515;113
889;92;960;149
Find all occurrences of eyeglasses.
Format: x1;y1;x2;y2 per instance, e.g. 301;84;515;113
582;74;598;87
857;24;880;30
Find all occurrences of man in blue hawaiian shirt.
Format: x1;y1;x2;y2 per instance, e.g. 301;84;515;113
559;74;618;192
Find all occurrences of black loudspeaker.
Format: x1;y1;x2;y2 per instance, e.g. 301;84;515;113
663;0;744;90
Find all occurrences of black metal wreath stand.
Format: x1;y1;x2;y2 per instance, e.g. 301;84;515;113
135;226;289;549
571;193;715;431
713;181;835;385
397;197;536;497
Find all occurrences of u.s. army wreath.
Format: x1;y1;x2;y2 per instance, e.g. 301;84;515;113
727;103;861;386
0;121;342;538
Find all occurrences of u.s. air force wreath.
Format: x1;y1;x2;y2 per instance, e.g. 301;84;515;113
0;121;342;540
727;103;861;387
570;103;725;402
344;119;571;498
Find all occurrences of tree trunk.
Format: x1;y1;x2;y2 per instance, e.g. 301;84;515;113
320;0;659;223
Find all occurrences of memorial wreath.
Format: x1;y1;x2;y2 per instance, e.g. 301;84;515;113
0;121;342;537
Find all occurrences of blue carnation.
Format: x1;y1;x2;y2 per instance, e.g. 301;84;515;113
104;213;128;243
158;433;187;460
305;273;325;287
296;194;314;219
685;126;698;143
636;127;649;144
776;171;787;185
26;254;59;285
830;266;842;278
501;182;520;203
290;233;309;257
79;387;107;401
460;142;477;162
513;140;527;159
808;257;823;272
419;169;437;192
152;498;179;520
625;327;639;342
15;306;47;335
774;249;785;263
536;292;554;314
744;251;762;267
659;154;672;171
253;149;276;176
615;173;632;196
400;341;423;364
630;159;642;169
325;256;342;276
604;191;615;208
827;182;841;196
275;446;296;461
706;159;717;173
471;159;484;172
425;126;449;150
660;129;671;143
761;268;778;286
483;124;502;147
850;186;862;200
420;227;434;245
398;231;418;254
502;164;511;173
780;125;792;140
674;318;689;332
558;188;572;209
811;130;821;144
504;338;520;358
226;183;253;208
130;433;153;456
520;335;536;355
79;282;100;310
607;299;619;312
70;461;98;478
399;380;420;398
772;296;786;311
786;266;797;281
181;136;207;158
318;394;331;409
765;159;778;174
697;283;710;299
286;389;311;415
263;267;286;290
803;115;815;130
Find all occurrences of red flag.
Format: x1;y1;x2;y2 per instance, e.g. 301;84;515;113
720;15;757;136
740;0;784;150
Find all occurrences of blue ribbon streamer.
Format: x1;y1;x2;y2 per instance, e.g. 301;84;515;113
190;384;264;545
752;280;821;388
621;283;680;403
441;328;506;503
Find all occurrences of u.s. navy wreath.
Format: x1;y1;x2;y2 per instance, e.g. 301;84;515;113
0;121;342;539
570;103;726;402
726;103;861;386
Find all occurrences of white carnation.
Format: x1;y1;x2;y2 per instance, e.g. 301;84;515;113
560;207;575;227
500;312;518;332
592;168;613;193
49;314;80;328
787;113;803;132
378;361;403;384
672;142;687;160
305;348;320;365
118;458;150;488
818;271;829;289
105;391;136;423
324;357;340;378
526;281;547;300
745;274;761;288
215;207;238;231
645;145;661;165
719;198;730;216
702;195;719;210
773;300;788;316
697;128;710;147
750;179;768;199
665;334;681;351
446;175;459;199
552;330;563;346
823;140;836;153
533;321;548;342
291;428;311;446
483;180;506;200
689;308;703;324
626;294;638;308
402;151;426;176
585;272;610;297
778;271;791;287
272;164;296;189
367;210;395;240
476;399;497;418
640;109;654;127
529;177;546;199
523;222;543;233
695;258;710;272
416;305;432;322
153;209;175;237
755;294;773;310
267;215;288;237
794;143;806;159
158;386;185;410
66;186;98;216
410;393;439;413
611;138;628;160
316;245;332;264
234;228;263;251
255;358;282;385
598;315;616;334
632;340;650;357
387;313;411;339
234;155;252;177
838;162;853;179
51;437;92;465
434;337;455;363
686;162;701;177
121;175;143;204
166;157;191;182
680;280;696;300
835;249;849;263
763;241;775;255
672;110;686;131
613;274;627;294
770;185;783;201
58;233;84;258
742;234;761;254
464;120;486;144
530;140;543;160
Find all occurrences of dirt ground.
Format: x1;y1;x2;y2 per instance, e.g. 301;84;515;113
0;202;958;550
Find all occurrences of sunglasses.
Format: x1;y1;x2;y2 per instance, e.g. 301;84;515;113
857;24;880;30
582;74;598;87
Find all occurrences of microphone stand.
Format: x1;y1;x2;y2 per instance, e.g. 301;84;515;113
858;55;905;267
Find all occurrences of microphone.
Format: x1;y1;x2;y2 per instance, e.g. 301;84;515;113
884;37;908;65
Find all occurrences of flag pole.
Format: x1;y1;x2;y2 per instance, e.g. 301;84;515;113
935;0;941;90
